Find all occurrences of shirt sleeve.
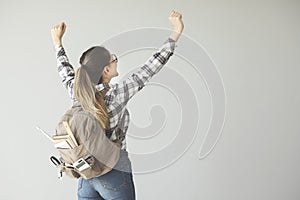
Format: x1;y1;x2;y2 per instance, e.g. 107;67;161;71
55;46;77;104
110;37;177;105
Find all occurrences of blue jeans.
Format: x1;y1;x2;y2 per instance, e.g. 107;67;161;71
77;150;136;200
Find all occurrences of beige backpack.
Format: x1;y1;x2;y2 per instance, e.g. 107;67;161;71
52;102;121;179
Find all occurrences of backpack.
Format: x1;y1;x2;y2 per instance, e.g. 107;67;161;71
51;101;121;179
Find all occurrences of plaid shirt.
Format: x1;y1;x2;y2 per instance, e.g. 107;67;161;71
55;37;177;149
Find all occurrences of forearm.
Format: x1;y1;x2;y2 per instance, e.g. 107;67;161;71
53;40;62;48
168;10;184;42
169;30;182;42
131;36;176;88
54;42;62;50
111;37;177;106
143;37;176;75
55;45;74;80
54;44;77;103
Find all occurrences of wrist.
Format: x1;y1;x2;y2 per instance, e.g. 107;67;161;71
53;39;62;47
169;31;181;42
53;42;62;51
54;43;62;48
53;42;62;49
173;28;183;34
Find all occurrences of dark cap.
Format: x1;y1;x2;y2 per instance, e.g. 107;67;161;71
80;46;111;84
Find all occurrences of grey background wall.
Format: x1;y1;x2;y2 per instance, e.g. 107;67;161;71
0;0;299;199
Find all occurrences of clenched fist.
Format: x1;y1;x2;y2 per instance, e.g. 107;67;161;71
51;22;67;46
169;10;184;33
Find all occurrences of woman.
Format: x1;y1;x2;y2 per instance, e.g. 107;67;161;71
51;10;184;200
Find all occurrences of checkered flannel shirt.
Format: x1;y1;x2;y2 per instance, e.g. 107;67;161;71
55;37;177;149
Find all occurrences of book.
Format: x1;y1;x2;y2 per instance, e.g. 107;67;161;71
52;134;70;140
54;140;71;149
62;121;78;147
52;134;77;149
36;126;54;142
36;121;78;150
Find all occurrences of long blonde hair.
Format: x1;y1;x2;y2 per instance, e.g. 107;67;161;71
74;66;109;129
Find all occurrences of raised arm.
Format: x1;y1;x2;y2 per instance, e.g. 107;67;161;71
169;10;184;42
100;10;184;105
51;22;77;104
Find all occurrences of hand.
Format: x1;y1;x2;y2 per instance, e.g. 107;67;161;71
51;22;67;46
169;10;184;33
